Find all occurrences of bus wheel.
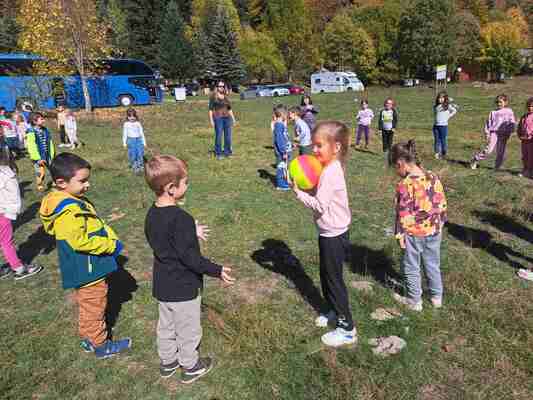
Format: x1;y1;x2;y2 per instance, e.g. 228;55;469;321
118;95;134;107
347;87;353;91
16;98;35;111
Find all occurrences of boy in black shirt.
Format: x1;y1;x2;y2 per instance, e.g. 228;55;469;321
144;155;235;383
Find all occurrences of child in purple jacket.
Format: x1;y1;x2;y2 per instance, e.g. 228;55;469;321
470;94;516;170
355;99;374;148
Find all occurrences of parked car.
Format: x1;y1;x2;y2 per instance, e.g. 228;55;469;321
276;83;305;95
265;84;290;97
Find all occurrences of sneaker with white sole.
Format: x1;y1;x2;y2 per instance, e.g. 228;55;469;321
430;296;443;308
94;338;132;359
160;359;180;378
315;310;337;328
0;264;12;280
434;153;440;160
470;160;478;170
393;293;423;311
321;327;357;347
80;339;95;353
181;357;213;384
13;264;43;281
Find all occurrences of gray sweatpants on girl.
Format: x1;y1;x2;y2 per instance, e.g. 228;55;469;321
402;233;443;302
157;295;202;369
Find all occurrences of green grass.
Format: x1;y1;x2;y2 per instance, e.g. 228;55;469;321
2;78;533;400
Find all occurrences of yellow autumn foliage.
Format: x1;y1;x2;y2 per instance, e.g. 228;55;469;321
17;0;111;76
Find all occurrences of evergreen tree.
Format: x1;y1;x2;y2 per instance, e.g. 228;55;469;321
203;4;245;83
107;0;130;55
158;0;192;80
0;15;21;52
121;0;168;65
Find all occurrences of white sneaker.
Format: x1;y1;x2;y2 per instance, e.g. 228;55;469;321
517;269;533;281
434;153;440;160
470;161;478;170
430;296;442;308
315;310;337;328
393;293;423;312
321;327;357;347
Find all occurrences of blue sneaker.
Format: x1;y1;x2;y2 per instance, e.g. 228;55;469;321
80;339;95;353
94;338;132;359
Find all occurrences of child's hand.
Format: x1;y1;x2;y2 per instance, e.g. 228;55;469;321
195;220;210;241
38;160;46;167
398;235;406;249
220;266;235;285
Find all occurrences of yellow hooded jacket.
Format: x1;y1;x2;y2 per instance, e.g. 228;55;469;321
40;191;122;289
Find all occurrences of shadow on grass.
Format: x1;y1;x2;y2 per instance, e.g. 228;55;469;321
18;226;56;264
251;239;324;313
444;158;470;168
347;244;402;289
257;169;276;187
473;210;533;245
19;180;32;200
13;201;40;232
446;222;533;270
106;256;138;332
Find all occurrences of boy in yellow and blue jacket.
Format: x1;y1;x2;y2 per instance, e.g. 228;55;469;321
40;153;131;359
26;112;55;191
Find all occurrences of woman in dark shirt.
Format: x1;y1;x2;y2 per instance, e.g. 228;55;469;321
208;81;237;159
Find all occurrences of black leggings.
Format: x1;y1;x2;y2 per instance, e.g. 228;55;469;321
318;231;354;331
381;130;394;153
59;125;69;144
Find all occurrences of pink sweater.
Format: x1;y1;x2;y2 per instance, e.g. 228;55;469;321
484;107;516;136
296;160;351;237
518;112;533;140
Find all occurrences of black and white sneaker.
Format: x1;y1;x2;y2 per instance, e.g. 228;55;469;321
13;264;43;281
160;359;180;378
180;357;213;384
0;264;12;280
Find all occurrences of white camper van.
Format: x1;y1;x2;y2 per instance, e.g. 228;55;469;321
311;70;365;94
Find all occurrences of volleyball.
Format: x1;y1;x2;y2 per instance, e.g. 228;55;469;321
289;155;323;190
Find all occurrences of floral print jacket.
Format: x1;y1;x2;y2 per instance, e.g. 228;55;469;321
394;171;447;238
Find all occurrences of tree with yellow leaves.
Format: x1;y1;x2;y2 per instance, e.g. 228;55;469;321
18;0;111;111
478;17;523;80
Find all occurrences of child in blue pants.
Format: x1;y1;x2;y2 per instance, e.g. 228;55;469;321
122;108;146;173
272;105;292;190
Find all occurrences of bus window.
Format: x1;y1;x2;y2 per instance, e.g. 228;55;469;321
0;59;34;76
102;60;153;76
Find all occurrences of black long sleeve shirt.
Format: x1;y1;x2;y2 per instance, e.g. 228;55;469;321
145;204;222;302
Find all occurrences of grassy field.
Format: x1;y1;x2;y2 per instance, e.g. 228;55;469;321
1;77;533;400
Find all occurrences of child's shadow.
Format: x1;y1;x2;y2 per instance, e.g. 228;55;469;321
473;210;533;245
251;239;323;313
105;256;138;332
18;227;56;264
257;169;276;187
347;244;402;289
446;222;533;270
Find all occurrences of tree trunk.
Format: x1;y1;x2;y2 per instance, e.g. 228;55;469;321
81;75;92;112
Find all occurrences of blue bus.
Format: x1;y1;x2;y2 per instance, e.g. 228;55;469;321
0;53;163;112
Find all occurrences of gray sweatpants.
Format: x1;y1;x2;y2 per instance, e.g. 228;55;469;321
402;233;443;302
157;296;202;369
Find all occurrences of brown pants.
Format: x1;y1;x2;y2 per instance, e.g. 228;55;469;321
76;279;108;346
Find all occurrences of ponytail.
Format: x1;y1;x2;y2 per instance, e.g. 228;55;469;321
391;140;420;166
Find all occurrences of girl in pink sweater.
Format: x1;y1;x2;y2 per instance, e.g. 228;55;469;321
470;94;516;170
517;97;533;179
293;121;355;348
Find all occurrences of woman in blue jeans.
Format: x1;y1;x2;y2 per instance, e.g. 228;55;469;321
208;81;237;160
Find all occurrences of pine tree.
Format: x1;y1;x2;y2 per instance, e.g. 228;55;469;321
158;0;193;80
203;4;245;83
107;0;130;55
